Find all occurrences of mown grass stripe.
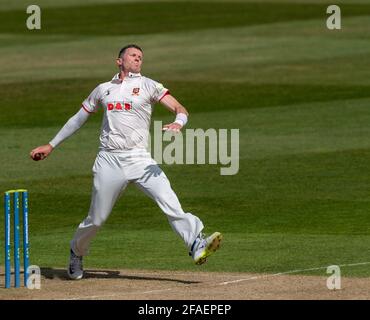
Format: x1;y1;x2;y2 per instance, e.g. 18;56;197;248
1;79;370;127
1;2;370;35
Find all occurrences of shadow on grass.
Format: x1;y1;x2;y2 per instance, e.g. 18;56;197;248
40;267;200;284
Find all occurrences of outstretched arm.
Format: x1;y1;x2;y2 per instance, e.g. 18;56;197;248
160;94;189;133
30;107;91;161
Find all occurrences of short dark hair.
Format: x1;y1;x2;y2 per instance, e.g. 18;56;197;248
118;44;143;58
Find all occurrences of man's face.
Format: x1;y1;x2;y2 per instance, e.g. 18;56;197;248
117;48;143;73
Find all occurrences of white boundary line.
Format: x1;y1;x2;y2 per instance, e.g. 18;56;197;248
218;261;370;285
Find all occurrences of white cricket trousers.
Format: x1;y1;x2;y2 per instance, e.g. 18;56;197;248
70;149;204;256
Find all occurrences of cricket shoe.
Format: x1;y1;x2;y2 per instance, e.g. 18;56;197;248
67;249;83;280
191;232;223;265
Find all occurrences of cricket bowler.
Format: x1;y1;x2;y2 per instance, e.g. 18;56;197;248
30;44;223;280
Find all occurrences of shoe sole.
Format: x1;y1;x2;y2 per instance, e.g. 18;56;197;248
195;232;223;265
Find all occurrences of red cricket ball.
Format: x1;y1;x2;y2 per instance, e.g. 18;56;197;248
33;153;44;161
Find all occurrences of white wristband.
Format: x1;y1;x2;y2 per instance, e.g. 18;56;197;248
174;113;188;127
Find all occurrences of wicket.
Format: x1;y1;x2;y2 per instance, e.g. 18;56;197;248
4;189;30;288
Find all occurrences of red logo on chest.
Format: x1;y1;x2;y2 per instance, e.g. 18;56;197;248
107;102;132;111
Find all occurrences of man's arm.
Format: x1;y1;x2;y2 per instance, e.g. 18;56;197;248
160;94;189;133
29;107;91;161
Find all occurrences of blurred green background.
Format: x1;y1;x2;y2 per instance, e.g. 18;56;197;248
1;0;370;278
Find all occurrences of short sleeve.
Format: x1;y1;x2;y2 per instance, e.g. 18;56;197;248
145;78;169;103
82;85;102;113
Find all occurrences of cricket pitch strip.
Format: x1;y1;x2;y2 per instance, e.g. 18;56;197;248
0;268;369;300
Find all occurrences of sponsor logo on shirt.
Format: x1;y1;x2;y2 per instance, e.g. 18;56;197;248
107;101;132;111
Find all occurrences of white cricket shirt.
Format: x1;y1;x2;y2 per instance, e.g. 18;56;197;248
82;72;169;151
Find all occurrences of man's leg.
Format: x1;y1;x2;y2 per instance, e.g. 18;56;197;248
71;151;128;256
133;162;204;251
133;162;222;265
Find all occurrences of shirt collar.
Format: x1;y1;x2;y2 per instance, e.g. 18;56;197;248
111;72;141;83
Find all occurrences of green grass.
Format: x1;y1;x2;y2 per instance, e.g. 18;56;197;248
1;1;370;279
2;2;370;36
2;79;370;128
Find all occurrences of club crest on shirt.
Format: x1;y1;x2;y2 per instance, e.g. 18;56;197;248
132;88;140;96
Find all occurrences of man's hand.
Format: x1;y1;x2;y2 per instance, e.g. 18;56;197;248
162;122;183;133
30;144;54;161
